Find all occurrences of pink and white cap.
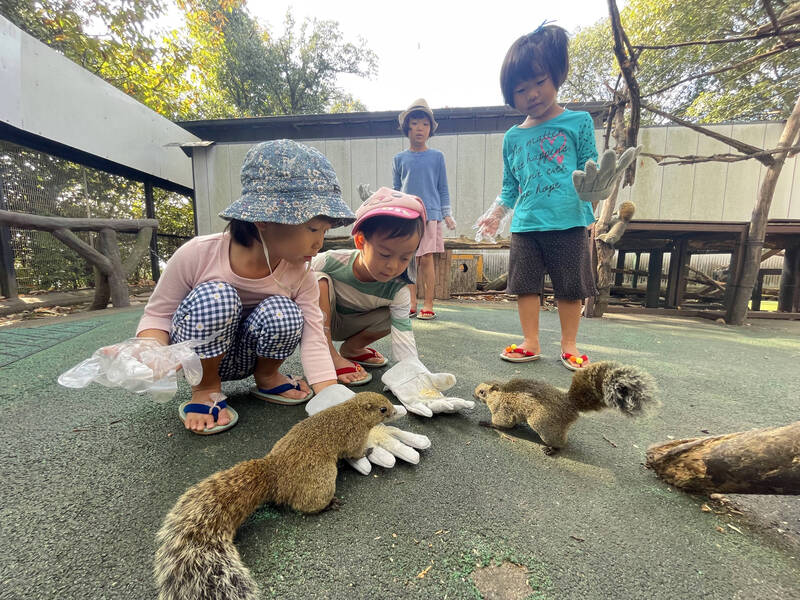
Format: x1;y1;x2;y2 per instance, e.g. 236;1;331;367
351;187;427;235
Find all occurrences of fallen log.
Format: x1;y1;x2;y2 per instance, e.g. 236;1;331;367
645;421;800;494
484;272;508;291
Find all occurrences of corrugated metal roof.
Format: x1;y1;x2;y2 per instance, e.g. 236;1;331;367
177;102;611;143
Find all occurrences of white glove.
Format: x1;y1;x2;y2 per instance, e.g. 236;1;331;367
381;357;474;418
572;146;641;203
305;384;430;476
57;337;203;403
473;197;513;243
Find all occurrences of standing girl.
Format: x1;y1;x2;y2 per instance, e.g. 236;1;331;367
478;23;599;370
136;140;353;434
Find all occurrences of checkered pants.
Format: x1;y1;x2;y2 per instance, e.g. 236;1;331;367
170;281;304;382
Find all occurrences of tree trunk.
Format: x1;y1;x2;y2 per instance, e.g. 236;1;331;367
91;267;111;310
645;421;800;494
727;94;800;325
592;179;623;317
98;228;130;308
484;272;508;291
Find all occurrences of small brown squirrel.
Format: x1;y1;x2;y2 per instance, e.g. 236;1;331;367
596;200;635;246
474;361;657;454
154;392;396;600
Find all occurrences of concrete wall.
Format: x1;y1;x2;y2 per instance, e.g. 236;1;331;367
0;16;197;190
193;121;799;237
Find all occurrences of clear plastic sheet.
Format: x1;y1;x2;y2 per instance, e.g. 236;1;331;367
58;338;203;403
473;197;513;243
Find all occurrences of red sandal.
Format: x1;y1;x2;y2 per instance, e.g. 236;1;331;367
560;352;589;371
500;344;542;363
341;347;388;367
417;309;436;320
335;364;372;386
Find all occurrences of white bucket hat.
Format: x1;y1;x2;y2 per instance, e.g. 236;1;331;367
398;98;438;133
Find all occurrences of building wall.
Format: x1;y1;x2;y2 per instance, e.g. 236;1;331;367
193;122;799;237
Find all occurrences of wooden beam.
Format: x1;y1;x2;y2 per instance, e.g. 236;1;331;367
0;209;158;233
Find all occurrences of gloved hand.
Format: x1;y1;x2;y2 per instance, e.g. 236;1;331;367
305;384;430;475
473;197;513;243
57;337;203;402
572;146;641;203
381;357;474;417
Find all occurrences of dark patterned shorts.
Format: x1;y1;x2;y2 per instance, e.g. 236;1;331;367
170;281;303;382
507;227;597;300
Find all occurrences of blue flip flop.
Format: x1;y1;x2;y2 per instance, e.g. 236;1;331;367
179;398;239;435
251;375;314;405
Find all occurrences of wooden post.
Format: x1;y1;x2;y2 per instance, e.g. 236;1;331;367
0;174;17;299
778;244;800;312
0;210;156;309
724;227;748;315
665;239;689;308
750;269;765;311
727;93;800;325
645;250;664;308
144;180;160;282
614;251;626;287
632;252;642;289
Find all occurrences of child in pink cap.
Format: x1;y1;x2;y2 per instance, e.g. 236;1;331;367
311;187;426;386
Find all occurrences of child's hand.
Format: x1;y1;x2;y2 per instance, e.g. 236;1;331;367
444;216;457;230
381;357;475;418
306;384;428;476
473;200;512;243
58;338;203;400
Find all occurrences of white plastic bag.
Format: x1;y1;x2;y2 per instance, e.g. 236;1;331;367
58;338;203;403
473;197;513;243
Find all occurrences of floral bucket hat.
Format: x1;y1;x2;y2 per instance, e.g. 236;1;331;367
219;139;356;228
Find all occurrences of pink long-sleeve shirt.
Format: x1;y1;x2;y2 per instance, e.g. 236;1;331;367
136;232;336;385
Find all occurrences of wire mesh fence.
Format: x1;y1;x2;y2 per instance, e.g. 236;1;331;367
0;141;193;294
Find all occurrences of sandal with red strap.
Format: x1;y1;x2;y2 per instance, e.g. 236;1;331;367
500;344;542;363
335;363;372;386
560;351;589;371
341;347;388;368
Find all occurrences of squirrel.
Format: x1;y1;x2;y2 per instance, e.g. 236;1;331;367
596;200;635;246
474;361;657;454
154;391;397;600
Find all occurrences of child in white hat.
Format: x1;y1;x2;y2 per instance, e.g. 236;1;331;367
392;99;457;320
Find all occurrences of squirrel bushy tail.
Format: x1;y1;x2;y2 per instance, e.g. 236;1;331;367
569;360;658;416
154;455;278;600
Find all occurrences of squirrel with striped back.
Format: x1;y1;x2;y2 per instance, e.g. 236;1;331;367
474;361;657;454
154;392;396;600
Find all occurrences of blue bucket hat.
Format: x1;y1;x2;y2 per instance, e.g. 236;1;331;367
219;139;356;228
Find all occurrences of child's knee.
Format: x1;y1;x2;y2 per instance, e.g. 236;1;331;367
251;296;304;357
172;281;242;343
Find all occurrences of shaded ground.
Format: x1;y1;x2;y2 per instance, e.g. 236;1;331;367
1;301;798;600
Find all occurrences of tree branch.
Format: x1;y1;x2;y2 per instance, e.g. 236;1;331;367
608;0;641;184
643;43;796;100
642;144;800;166
640;101;775;166
631;27;800;50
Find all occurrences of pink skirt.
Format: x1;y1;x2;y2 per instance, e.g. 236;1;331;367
416;220;444;256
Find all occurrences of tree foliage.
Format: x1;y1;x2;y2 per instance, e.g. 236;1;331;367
562;0;799;123
0;0;197;118
177;3;377;118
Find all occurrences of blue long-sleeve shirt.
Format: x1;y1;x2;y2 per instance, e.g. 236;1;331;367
392;148;451;221
499;109;597;232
